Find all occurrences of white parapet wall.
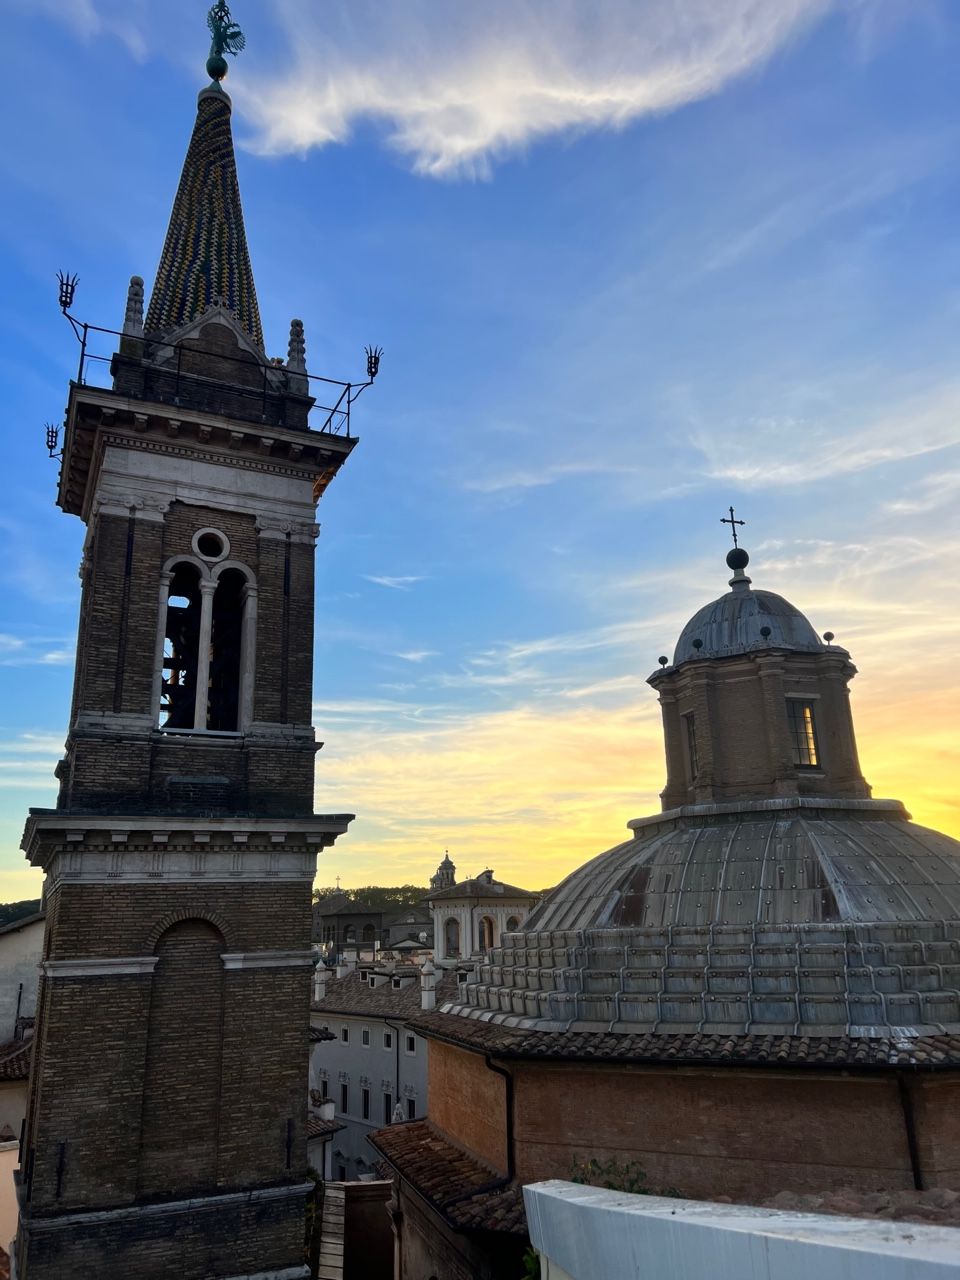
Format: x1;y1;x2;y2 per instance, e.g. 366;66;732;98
522;1181;960;1280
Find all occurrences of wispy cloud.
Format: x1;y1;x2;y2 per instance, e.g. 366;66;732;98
7;0;148;58
391;650;439;663
242;0;833;178
694;382;960;488
363;575;427;590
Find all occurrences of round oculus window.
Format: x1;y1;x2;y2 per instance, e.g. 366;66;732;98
192;528;230;561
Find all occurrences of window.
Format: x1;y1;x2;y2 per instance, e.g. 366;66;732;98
506;916;520;934
383;1093;393;1124
160;563;202;729
340;1026;349;1043
407;1097;416;1121
338;1164;347;1182
383;1031;393;1050
787;699;820;768
683;712;699;779
321;1078;329;1100
444;918;460;959
478;916;495;951
361;1027;370;1047
405;1034;416;1056
345;926;357;945
158;558;252;732
340;1083;349;1114
361;1088;370;1120
362;923;376;943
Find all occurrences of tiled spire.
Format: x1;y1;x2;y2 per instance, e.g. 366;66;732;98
144;86;264;349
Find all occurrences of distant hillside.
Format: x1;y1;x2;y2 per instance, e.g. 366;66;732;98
0;899;42;929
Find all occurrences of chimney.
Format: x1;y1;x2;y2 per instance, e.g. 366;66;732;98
420;958;437;1011
336;951;357;980
313;964;327;1004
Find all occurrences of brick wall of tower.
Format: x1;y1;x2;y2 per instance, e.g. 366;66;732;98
59;497;318;817
19;864;316;1279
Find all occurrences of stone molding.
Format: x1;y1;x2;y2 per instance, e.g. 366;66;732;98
42;956;159;978
223;1268;310;1280
255;515;320;544
22;814;353;882
221;950;316;970
16;1180;314;1234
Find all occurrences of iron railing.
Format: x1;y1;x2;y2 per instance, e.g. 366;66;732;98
58;311;378;438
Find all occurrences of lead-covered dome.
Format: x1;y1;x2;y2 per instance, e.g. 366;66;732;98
445;799;960;1036
673;581;823;665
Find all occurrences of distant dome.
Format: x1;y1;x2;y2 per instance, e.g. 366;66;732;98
674;587;823;665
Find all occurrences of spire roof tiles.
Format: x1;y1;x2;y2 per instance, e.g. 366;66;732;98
145;87;263;349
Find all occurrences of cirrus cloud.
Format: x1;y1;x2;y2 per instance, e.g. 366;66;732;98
243;0;835;178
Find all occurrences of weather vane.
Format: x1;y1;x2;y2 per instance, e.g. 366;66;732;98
206;2;246;83
721;505;745;549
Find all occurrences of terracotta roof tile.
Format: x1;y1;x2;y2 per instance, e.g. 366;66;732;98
410;1012;960;1070
312;969;458;1020
369;1120;526;1236
0;1039;31;1082
307;1116;346;1141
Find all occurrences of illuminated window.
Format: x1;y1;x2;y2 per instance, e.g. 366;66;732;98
787;700;820;768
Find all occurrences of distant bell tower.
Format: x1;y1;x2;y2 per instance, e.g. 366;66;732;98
16;9;376;1278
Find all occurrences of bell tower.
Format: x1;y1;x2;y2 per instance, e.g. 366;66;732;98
15;10;376;1278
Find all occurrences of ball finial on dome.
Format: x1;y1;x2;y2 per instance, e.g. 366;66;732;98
726;546;750;572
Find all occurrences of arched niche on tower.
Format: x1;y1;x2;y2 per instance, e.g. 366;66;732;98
154;551;258;734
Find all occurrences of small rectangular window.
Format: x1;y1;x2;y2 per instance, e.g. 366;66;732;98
383;1031;393;1050
361;1027;370;1047
338;1164;346;1182
683;712;699;780
787;699;820;768
383;1093;393;1124
321;1078;329;1100
407;1097;416;1121
361;1088;370;1120
340;1083;349;1114
405;1034;416;1055
340;1027;349;1043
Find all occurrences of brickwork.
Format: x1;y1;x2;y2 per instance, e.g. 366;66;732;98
654;651;870;808
427;1041;508;1174
506;1060;938;1199
17;1184;309;1280
19;60;357;1280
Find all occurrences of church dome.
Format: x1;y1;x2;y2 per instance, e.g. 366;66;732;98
444;799;960;1036
673;579;823;665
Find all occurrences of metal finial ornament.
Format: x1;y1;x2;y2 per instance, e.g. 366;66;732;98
206;2;246;83
57;271;78;313
721;505;745;549
45;422;61;458
365;345;383;381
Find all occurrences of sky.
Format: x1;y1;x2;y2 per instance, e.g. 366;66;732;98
0;0;959;901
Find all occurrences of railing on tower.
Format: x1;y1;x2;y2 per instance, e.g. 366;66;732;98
52;276;381;439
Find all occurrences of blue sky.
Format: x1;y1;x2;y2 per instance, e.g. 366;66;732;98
1;0;959;898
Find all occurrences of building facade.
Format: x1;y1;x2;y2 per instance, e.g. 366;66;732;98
14;14;368;1279
428;867;538;964
310;963;454;1182
373;540;960;1280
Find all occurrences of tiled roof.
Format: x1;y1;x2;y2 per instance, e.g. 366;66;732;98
428;877;536;903
411;1011;960;1070
369;1120;526;1236
312;968;458;1020
310;1026;337;1043
145;88;263;347
307;1116;346;1141
0;910;44;937
0;1038;32;1081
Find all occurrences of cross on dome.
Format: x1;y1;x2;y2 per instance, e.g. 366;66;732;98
720;505;745;548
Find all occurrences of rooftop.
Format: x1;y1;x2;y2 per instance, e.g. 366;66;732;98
312;967;458;1020
411;1010;960;1070
369;1120;526;1235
